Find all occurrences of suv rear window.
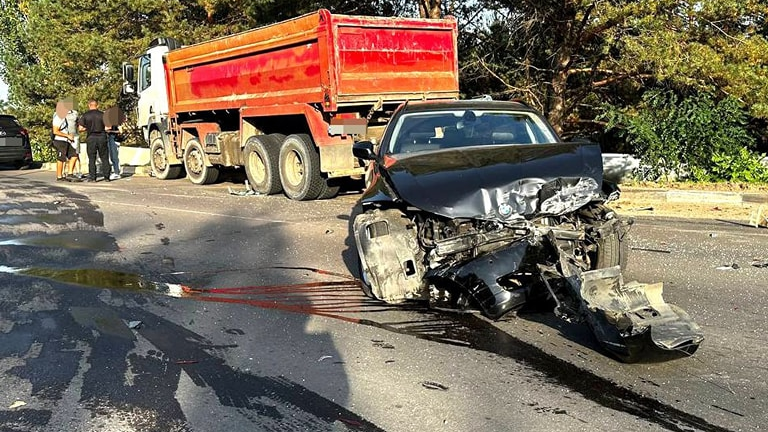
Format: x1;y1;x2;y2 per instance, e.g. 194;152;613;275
0;116;21;129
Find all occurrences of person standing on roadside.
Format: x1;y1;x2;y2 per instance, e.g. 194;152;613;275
104;106;125;180
77;99;110;182
51;100;79;181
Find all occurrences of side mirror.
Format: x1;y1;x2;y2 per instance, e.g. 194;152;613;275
121;82;135;96
122;62;135;83
352;141;377;161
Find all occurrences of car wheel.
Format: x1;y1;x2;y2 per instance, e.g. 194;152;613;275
150;130;183;179
593;221;628;270
244;135;282;195
184;138;219;185
279;134;324;200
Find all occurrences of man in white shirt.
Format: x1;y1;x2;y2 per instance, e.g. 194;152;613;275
51;100;79;181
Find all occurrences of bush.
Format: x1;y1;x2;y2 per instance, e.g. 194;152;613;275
602;90;763;182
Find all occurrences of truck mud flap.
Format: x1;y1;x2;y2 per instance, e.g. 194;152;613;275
578;266;704;362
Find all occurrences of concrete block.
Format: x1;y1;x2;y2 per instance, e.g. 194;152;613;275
665;190;742;204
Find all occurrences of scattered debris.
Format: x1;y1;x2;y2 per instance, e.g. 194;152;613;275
716;263;740;270
749;205;767;228
325;229;334;234
160;237;170;245
155;223;165;230
708;233;717;238
751;259;768;268
421;381;449;391
228;180;261;196
127;320;142;329
174;360;199;365
631;247;672;254
9;401;26;409
630;206;654;211
317;355;333;362
372;340;395;349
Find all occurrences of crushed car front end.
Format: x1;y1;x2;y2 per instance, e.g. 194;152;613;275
352;100;702;361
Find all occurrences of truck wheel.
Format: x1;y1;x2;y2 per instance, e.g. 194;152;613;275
184;139;219;185
279;134;324;200
150;131;183;180
244;135;282;195
317;178;341;200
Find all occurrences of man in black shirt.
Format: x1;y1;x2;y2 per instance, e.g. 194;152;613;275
77;99;111;182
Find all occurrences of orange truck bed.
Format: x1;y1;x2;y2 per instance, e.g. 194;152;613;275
165;9;459;116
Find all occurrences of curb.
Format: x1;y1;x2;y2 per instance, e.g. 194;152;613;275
40;162;152;177
620;187;768;204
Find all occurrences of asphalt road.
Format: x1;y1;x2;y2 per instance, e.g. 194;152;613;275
0;167;766;432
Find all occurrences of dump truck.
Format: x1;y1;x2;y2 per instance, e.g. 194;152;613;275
121;9;459;200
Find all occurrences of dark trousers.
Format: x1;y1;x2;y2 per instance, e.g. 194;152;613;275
86;134;110;180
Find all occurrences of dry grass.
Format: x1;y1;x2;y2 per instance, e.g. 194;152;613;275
613;183;768;222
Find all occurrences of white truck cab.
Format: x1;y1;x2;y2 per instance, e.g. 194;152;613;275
122;38;180;143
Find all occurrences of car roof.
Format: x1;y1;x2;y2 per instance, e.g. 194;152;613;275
398;99;538;114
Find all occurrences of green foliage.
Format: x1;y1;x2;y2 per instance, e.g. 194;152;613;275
708;148;768;183
0;0;252;160
602;90;764;182
458;0;768;135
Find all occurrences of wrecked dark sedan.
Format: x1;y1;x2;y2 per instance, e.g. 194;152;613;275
352;100;703;362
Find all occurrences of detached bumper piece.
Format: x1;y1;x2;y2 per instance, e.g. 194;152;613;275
577;266;704;362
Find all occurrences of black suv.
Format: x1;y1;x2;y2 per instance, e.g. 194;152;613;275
0;114;32;168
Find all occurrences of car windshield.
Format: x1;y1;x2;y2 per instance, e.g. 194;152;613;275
387;109;558;154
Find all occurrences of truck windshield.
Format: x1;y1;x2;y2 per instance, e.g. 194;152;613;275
388;110;558;154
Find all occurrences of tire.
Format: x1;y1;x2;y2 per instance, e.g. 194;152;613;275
149;130;183;180
183;138;219;185
317;178;341;200
244;135;282;195
593;221;629;270
279;134;324;201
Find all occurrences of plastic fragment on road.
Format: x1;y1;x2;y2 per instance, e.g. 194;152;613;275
9;401;26;409
228;180;261;196
715;263;740;270
577;266;704;361
421;381;449;391
749;205;767;228
127;320;142;329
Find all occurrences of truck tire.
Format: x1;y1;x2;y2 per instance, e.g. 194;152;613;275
150;131;183;180
183;138;220;185
317;178;341;200
244;135;282;195
279;134;324;201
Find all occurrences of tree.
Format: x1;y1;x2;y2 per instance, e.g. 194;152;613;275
0;0;250;160
459;1;768;136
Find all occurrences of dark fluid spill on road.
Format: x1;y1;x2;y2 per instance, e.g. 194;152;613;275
359;313;729;432
19;268;161;292
4;263;726;431
0;230;117;251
